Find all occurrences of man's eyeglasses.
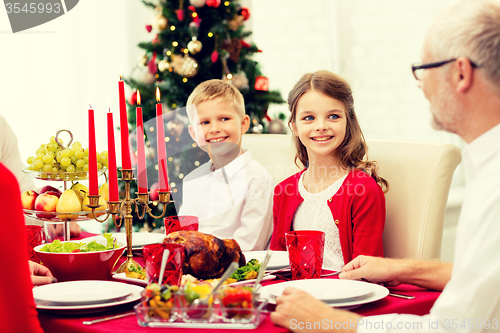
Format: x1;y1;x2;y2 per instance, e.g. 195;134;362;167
411;58;479;80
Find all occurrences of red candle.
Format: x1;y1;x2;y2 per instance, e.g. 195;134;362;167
88;107;98;196
136;91;148;193
156;87;170;192
119;77;132;169
107;111;119;201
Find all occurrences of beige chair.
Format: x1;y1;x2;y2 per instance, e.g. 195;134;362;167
242;134;462;260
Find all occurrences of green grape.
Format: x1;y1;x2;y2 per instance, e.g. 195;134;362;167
66;165;76;173
84;148;89;156
27;156;35;164
36;147;45;155
33;160;43;170
35;153;44;160
26;165;33;171
40;144;46;148
70;156;77;164
56;155;63;163
42;164;52;173
60;157;71;167
58;171;66;179
46;143;57;151
50;159;57;166
84;156;89;163
51;166;59;173
71;141;82;149
50;173;58;180
83;164;89;172
75;149;84;159
97;162;103;170
68;173;76;180
42;153;54;164
101;159;108;168
50;136;56;144
61;148;72;158
41;173;49;179
76;159;85;168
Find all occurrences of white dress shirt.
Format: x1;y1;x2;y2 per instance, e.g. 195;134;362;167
178;149;274;251
358;123;500;332
0;115;34;192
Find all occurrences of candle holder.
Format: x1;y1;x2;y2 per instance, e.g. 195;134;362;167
88;168;172;274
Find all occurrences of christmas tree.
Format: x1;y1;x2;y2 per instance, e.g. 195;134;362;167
121;0;284;231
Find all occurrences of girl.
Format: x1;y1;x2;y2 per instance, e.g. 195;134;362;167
270;70;388;270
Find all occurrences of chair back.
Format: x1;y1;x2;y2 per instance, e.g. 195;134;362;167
242;134;462;260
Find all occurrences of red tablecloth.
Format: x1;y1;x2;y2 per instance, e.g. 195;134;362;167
37;232;440;332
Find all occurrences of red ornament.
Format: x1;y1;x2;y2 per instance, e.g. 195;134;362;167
145;25;152;33
148;52;158;74
177;9;185;21
206;0;221;7
254;76;269;91
193;15;201;26
188;5;196;11
239;7;250;20
240;39;251;48
211;50;219;63
129;91;138;105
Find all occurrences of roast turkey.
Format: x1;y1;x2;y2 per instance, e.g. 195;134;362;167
163;230;246;280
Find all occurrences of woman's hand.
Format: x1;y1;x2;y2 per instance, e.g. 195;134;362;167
270;287;361;333
29;261;56;286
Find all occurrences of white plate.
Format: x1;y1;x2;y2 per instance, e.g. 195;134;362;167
228;275;276;287
113;272;147;286
84;232;164;249
243;251;289;270
33;280;137;304
259;279;388;306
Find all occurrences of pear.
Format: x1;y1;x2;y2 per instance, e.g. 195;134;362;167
99;183;109;202
71;182;89;204
82;195;108;217
56;189;81;220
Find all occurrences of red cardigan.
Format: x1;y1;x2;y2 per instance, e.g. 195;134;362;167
0;163;43;333
270;169;385;264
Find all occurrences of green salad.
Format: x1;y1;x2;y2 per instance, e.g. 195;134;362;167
39;233;118;253
230;259;261;281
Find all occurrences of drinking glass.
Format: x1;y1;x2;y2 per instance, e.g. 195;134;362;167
26;225;44;263
164;215;199;235
143;243;185;286
43;221;69;243
285;230;325;280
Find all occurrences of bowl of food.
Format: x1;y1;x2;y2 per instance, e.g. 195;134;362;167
34;233;125;282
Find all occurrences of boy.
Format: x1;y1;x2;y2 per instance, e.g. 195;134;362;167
178;79;273;251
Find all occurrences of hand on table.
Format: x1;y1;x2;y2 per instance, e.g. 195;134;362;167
270;287;361;333
29;260;56;286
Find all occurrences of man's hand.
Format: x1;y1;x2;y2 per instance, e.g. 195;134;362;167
29;261;56;286
340;255;451;291
339;256;406;287
270;287;361;333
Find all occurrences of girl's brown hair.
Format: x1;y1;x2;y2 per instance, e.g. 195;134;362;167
288;70;388;192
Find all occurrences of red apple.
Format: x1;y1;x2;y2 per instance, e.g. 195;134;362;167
21;190;39;210
149;182;160;201
45;190;61;199
34;193;59;218
39;185;62;196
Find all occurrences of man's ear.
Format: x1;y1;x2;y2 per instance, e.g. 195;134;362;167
240;114;250;134
455;56;474;93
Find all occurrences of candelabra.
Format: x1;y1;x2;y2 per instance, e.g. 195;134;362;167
87;168;171;273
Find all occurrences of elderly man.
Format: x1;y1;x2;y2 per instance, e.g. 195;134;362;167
271;0;500;332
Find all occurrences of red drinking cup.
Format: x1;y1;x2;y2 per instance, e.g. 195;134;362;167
26;225;44;263
143;243;185;286
164;215;199;235
285;230;325;280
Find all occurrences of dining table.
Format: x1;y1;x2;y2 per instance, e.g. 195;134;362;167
37;232;441;332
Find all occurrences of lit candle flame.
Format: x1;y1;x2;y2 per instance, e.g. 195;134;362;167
137;90;141;106
119;75;123;81
89;104;93;109
156;87;161;103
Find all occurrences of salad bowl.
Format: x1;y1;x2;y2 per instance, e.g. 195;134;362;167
34;234;125;282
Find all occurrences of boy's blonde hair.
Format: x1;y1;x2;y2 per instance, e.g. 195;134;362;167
186;79;246;123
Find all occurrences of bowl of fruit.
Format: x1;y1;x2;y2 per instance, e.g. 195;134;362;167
34;233;125;282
